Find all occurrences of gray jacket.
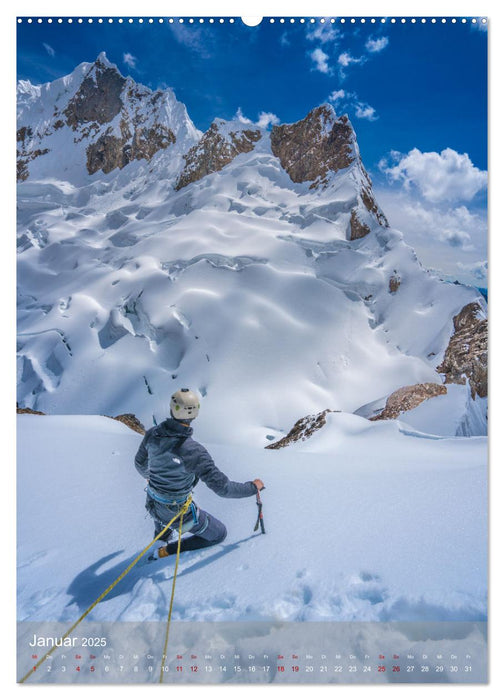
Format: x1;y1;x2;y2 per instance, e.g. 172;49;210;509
134;418;256;499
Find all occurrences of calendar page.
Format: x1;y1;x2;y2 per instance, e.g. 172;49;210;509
16;13;488;684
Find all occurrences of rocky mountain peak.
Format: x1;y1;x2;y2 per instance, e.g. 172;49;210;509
16;57;389;245
175;118;263;190
269;104;388;239
16;54;200;182
270;103;356;189
63;55;126;130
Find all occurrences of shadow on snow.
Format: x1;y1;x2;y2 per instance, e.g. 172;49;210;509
66;535;258;612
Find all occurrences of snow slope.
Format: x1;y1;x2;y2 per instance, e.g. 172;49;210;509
17;414;487;624
17;57;486;443
16;138;484;445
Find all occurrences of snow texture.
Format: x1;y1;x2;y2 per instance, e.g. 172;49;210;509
17;414;486;624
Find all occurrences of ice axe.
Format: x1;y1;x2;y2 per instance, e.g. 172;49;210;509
254;487;266;534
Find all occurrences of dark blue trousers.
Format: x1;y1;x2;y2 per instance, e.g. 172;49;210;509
147;495;227;554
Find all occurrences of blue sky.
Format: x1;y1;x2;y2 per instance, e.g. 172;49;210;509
17;16;488;285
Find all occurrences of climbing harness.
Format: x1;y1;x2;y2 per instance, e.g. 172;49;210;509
147;484;199;533
18;495;192;684
253;487;266;534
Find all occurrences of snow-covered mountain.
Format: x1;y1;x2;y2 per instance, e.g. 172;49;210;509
16;53;487;444
17;52;200;185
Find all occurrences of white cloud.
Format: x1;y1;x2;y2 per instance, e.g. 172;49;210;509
235;107;252;124
365;36;389;53
280;31;290;47
43;43;55;57
169;24;212;58
123;52;138;69
328;90;378;121
380;192;486;250
337;51;366;78
456;260;488;282
375;185;487;285
310;47;331;74
234;108;279;130
328;89;346;104
355;102;378;121
307;21;340;44
338;52;359;67
380;148;487;203
256;111;280;128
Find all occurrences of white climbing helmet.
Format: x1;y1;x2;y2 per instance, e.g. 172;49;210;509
170;388;200;421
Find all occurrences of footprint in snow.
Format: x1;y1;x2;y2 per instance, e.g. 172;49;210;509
349;572;387;606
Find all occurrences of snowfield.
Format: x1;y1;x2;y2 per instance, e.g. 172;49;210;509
17;413;487;625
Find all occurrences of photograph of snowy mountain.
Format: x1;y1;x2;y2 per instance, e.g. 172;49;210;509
17;16;488;684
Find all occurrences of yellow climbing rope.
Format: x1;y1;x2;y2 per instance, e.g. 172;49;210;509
18;495;193;684
159;502;187;683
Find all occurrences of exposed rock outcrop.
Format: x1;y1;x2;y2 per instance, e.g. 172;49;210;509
17;149;49;182
270;104;388;241
86;123;175;175
63;59;126;129
389;272;401;293
175;121;262;190
16;404;146;435
436;302;488;399
109;413;146;435
265;409;337;449
17;126;33;144
360;181;389;228
370;383;447;421
17;53;190;181
348;209;370;240
17;126;48;181
270;105;355;189
16;404;45;415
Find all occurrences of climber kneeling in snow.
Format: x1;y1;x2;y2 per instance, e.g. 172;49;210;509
134;388;264;559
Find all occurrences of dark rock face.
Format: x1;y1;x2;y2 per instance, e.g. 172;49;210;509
348;209;370;240
73;63;178;176
110;413;146;435
17;126;48;181
17;149;49;182
437;302;488;399
86;123;176;175
64;62;126;129
360;182;389;228
389;273;401;293
369;383;447;421
175;122;261;190
270;105;389;241
270;105;355;189
17;126;33;143
265;409;336;449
